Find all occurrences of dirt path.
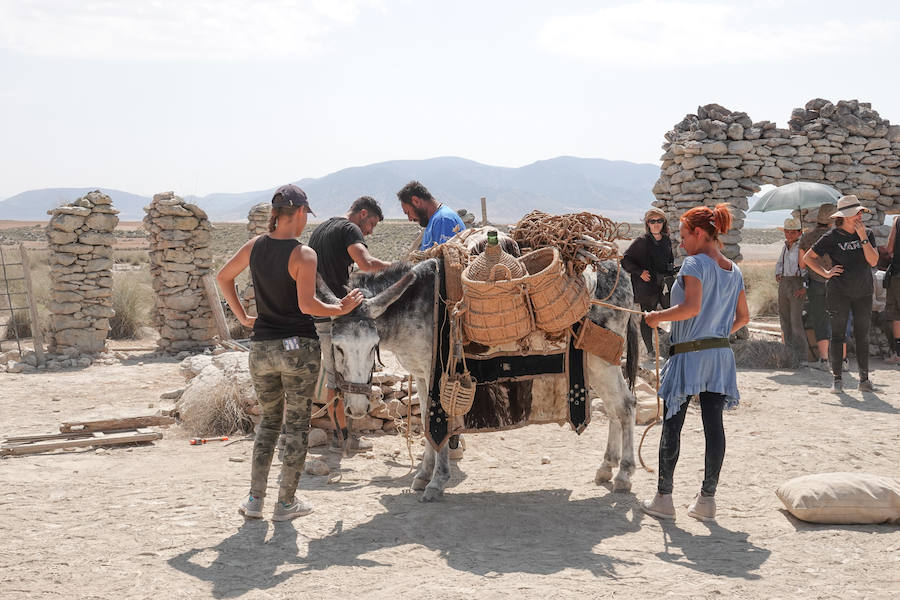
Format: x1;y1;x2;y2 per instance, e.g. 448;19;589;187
1;353;899;599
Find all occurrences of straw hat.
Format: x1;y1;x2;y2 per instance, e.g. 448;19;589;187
644;208;666;221
778;218;802;231
830;195;870;218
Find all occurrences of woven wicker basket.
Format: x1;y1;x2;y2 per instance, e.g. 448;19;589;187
521;247;591;334
460;267;533;346
439;370;477;416
574;317;624;364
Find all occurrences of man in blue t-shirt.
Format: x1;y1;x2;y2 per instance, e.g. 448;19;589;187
397;180;466;250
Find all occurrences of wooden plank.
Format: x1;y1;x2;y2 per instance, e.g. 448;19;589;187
4;431;95;443
18;243;45;364
201;273;232;342
59;415;175;433
2;430;162;456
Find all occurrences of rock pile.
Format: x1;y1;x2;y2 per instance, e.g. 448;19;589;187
457;208;477;227
45;191;119;354
239;203;271;315
143;192;216;353
653;99;900;260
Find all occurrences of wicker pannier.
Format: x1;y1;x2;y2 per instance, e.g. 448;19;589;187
460;266;533;346
521;247;591;335
574;317;624;364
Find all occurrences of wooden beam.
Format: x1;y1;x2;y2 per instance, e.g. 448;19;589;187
59;415;176;433
2;429;162;456
201;273;232;342
480;197;487;226
18;243;45;364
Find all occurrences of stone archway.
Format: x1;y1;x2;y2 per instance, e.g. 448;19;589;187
652;99;900;260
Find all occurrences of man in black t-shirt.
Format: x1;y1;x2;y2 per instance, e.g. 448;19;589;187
308;196;391;451
804;195;879;393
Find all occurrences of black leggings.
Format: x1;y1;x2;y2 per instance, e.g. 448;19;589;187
657;391;726;497
827;293;872;380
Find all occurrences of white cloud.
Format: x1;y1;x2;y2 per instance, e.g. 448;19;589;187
0;0;384;61
539;1;900;66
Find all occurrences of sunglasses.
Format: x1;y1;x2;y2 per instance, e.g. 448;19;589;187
647;218;666;225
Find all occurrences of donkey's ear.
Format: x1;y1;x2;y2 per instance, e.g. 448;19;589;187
316;273;339;304
365;271;416;319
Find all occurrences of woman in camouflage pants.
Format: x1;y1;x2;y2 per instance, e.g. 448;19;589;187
218;185;363;521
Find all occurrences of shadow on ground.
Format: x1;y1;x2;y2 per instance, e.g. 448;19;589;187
168;488;770;598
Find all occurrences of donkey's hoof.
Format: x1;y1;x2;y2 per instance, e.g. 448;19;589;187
594;466;614;484
411;477;430;491
612;477;632;493
420;486;444;502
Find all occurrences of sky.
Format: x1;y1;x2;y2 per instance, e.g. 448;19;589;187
2;0;900;203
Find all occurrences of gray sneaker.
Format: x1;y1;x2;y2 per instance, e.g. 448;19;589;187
238;494;264;519
272;497;314;521
858;379;874;392
830;379;843;394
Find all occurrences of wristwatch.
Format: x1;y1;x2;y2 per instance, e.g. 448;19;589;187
861;239;869;245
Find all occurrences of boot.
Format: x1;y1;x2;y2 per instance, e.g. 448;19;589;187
640;493;675;520
687;493;716;522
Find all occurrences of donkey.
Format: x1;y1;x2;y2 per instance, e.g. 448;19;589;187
319;258;639;502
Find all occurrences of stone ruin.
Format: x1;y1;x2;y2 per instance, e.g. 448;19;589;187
652;99;900;260
239;203;271;316
45;191;119;354
143;192;216;353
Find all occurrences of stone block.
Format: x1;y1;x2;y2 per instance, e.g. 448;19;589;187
85;213;119;232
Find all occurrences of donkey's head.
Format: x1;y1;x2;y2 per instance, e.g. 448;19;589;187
318;269;418;419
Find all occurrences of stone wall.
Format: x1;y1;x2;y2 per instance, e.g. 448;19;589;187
653;99;900;260
45;191;118;354
239;203;271;315
143;192;216;353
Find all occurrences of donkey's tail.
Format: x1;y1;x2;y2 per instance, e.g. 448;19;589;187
624;313;639;391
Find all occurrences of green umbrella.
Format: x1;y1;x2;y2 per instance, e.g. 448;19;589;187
748;181;842;212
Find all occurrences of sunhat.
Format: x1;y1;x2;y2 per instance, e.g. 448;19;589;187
778;218;802;231
815;203;836;224
644;208;666;221
830;195;869;219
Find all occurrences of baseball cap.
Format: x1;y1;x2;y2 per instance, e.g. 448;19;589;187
272;184;315;215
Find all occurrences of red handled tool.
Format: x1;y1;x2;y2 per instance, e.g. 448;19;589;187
189;436;229;445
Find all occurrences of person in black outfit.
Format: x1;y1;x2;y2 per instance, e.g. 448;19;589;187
217;185;364;521
308;196;391;451
623;208;675;356
803;195;879;393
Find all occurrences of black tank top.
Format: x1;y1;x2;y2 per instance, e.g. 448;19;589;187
249;235;316;341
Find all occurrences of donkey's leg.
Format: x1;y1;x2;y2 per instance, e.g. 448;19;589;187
588;359;636;492
422;445;450;502
412;375;434;491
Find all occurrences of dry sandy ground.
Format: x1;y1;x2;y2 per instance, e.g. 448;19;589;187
1;347;899;600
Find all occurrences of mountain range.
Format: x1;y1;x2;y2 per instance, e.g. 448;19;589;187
0;156;661;223
0;155;789;227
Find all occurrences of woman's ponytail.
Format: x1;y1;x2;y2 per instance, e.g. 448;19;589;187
712;203;732;235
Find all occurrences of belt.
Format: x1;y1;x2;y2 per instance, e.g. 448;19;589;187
669;337;730;357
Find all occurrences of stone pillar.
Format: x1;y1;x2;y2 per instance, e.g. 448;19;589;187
652;99;900;261
239;203;271;315
45;191;118;354
143;192;216;353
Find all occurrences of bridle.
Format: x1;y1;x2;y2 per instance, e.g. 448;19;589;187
331;313;385;417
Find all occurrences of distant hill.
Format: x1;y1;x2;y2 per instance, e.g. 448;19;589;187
0;156;661;223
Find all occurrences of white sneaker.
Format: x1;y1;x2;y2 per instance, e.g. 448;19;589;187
272;497;314;521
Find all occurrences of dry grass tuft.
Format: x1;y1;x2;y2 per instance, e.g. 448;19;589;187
741;263;778;317
178;380;255;436
109;271;153;339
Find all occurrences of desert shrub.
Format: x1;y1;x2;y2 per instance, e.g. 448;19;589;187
109;271;152;339
114;250;149;266
178;379;255;436
742;263;778;317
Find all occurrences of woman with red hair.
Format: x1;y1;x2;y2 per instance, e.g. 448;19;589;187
640;203;749;522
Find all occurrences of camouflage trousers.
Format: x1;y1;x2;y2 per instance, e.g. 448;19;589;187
248;337;320;503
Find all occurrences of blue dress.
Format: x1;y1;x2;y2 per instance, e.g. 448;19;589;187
420;205;465;250
658;253;744;419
